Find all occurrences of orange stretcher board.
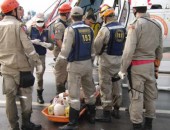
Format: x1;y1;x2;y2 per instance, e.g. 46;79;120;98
41;91;99;123
41;106;86;123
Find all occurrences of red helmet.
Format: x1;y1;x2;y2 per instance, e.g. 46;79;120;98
1;0;19;14
58;3;72;14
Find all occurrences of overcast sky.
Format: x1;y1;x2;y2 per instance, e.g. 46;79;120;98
0;0;56;14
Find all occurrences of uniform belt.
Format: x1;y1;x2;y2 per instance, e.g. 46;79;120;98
131;60;154;66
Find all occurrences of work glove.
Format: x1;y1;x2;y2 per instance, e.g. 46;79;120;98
31;39;41;44
39;42;53;49
35;60;43;74
118;71;125;80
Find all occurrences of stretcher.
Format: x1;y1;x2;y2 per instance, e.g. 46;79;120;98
41;91;100;123
41;105;86;123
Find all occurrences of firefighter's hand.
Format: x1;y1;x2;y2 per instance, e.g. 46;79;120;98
31;39;41;44
155;67;159;79
39;42;53;49
118;71;125;80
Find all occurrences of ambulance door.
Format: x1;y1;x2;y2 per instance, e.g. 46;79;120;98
117;0;130;28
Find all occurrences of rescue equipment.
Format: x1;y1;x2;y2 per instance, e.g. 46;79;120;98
54;104;65;116
42;88;100;123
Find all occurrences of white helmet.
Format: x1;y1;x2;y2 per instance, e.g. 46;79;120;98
54;103;65;116
35;13;45;27
131;0;148;8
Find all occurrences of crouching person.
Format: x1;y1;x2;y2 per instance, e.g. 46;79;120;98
58;6;96;130
0;0;42;129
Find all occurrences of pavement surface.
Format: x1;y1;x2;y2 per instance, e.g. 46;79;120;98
0;51;170;130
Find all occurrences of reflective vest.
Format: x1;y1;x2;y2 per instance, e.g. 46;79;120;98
67;22;94;62
106;22;126;56
30;26;48;55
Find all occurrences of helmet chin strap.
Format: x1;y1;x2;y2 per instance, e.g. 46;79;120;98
133;8;137;17
134;12;137;17
104;17;107;24
14;8;18;19
64;13;70;20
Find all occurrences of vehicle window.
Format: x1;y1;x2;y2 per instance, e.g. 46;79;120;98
119;0;129;27
78;0;103;14
151;4;162;9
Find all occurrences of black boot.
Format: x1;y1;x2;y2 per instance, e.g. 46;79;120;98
112;107;120;119
56;85;66;95
95;110;112;122
59;107;79;130
143;117;153;130
21;113;42;130
22;122;42;130
37;89;44;104
87;104;96;124
133;123;142;130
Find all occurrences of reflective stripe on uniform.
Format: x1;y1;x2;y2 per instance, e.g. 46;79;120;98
108;25;124;30
72;24;89;29
58;55;67;59
0;21;13;25
102;100;112;104
29;50;36;55
69;99;79;103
